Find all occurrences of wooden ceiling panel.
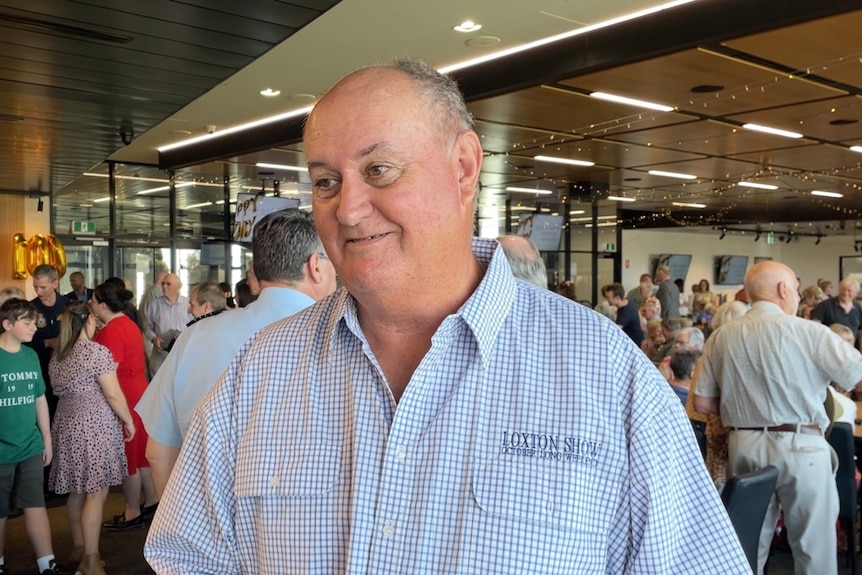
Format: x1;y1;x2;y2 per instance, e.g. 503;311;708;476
728;143;862;173
723;10;862;89
468;86;694;135
559;48;842;118
522;138;704;169
604;119;812;157
728;96;862;143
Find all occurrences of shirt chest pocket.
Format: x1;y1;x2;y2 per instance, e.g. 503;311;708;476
234;445;342;498
471;459;606;534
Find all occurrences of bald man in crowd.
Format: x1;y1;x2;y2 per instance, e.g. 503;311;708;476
144;272;192;377
695;261;862;575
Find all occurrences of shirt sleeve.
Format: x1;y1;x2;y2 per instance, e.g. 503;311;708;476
605;365;750;574
135;350;184;448
144;363;241;574
92;342;118;377
94;324;124;366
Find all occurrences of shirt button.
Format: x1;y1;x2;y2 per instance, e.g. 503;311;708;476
395;447;407;461
382;521;395;537
270;476;279;487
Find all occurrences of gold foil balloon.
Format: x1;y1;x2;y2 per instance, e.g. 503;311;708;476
25;234;51;277
12;233;28;279
46;234;67;278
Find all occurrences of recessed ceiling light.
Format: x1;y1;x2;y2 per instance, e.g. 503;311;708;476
648;169;697;180
811;190;843;198
590;92;674;112
737;181;778;190
465;35;501;48
289;93;317;103
505;186;553;195
534;155;595;167
260;88;281;97
607;195;635;202
742;123;803;139
672;201;706;208
454;20;482;33
850;145;862;153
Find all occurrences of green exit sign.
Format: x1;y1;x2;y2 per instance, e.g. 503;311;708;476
71;220;96;234
602;242;616;252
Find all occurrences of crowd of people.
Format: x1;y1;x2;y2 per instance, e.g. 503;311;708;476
6;59;860;575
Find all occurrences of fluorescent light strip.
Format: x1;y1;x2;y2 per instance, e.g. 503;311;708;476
607;195;635;202
570;210;585;215
255;162;308;172
851;145;862;153
571;215;617;223
185;201;214;209
811;190;843;198
534;155;595;167
137;182;195;195
158;106;314;152
439;0;696;73
742;123;803;139
672;201;706;208
93;196;111;203
84;173;169;184
737;181;778;190
505;186;554;195
648;169;697;180
589;92;674;112
586;221;618;228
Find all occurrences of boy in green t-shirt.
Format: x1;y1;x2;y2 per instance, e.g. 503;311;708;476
0;299;60;575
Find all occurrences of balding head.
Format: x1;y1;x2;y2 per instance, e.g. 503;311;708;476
743;261;799;315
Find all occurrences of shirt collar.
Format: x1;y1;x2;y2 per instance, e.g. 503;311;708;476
325;237;517;370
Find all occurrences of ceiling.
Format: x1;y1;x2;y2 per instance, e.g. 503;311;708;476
4;0;862;243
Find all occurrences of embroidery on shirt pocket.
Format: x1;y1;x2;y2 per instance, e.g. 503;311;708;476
472;459;601;533
235;445;342;497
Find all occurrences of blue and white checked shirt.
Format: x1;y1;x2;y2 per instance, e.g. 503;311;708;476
145;239;749;574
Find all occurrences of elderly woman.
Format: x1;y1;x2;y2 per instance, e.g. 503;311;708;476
798;284;822;319
48;302;135;575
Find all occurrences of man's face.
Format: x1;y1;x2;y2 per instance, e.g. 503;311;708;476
32;275;58;304
2;317;37;343
603;292;617;307
305;68;479;299
839;283;857;304
70;274;85;293
161;275;180;299
188;291;211;318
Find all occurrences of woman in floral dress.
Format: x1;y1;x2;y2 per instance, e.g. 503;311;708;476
48;302;135;575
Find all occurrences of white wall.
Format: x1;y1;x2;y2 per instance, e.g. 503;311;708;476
619;228;852;300
22;196;51;300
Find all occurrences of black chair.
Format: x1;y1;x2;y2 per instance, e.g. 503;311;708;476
721;465;780;575
689;418;707;461
827;422;858;575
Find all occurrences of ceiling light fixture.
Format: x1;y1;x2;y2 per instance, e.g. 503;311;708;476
737;181;778;190
672;201;706;208
453;20;482;32
589;92;674;112
439;0;696;73
648;169;697;180
505;186;553;195
93;196;111;203
741;123;804;139
259;88;281;97
158;106;314;152
84;172;168;183
534;155;595;167
811;190;843;198
185;201;214;210
571;215;617;223
137;182;195;195
607;195;635;202
255;162;308;172
850;145;862;153
570;209;586;215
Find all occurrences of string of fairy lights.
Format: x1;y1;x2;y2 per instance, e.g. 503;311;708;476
480;47;862;233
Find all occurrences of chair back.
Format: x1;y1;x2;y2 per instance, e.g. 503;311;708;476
826;422;857;522
721;465;779;574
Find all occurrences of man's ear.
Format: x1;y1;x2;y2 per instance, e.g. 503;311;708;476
455;131;483;206
306;252;325;284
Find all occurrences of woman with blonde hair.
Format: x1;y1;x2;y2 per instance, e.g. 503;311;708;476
48;302;135;575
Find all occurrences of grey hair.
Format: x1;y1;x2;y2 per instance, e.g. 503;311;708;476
390;59;474;145
192;282;226;312
676;326;705;350
33;263;58;281
252;209;324;283
498;235;547;289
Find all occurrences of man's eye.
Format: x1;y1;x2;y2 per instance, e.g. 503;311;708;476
313;178;340;198
367;165;389;177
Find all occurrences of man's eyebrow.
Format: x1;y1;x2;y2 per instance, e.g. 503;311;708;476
307;141;389;171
